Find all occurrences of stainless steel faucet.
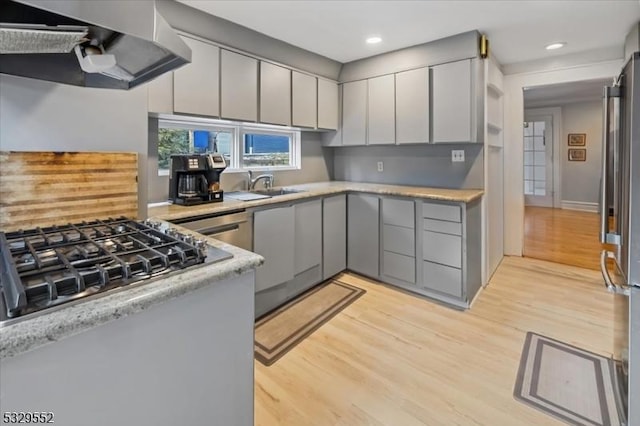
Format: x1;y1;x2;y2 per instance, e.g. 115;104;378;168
247;170;274;190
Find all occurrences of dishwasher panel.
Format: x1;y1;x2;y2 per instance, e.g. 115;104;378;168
174;210;253;251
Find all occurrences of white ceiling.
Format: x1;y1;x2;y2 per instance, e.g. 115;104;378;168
523;78;611;108
178;1;640;65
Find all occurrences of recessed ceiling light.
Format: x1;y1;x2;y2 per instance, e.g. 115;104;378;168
366;36;382;44
545;42;566;50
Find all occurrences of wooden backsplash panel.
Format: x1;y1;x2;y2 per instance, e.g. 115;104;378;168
0;151;138;231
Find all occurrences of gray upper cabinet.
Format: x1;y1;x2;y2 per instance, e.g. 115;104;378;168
260;62;291;126
341;80;367;145
254;206;295;292
291;71;317;128
220;49;258;122
347;193;379;277
294;199;322;275
173;36;220;117
147;71;174;114
317;79;339;130
367;74;395;145
321;85;343;146
431;59;472;143
395;67;429;144
323;194;346;279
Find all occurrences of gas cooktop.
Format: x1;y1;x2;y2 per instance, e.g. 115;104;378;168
0;217;232;323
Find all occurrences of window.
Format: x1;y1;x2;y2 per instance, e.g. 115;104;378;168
241;130;296;168
157;118;299;175
523;121;546;196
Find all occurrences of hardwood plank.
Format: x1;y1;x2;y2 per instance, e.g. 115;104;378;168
255;257;614;425
523;206;613;270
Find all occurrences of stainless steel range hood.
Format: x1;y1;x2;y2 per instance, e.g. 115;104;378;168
0;0;191;89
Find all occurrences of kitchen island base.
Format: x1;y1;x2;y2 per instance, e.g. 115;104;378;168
0;271;255;426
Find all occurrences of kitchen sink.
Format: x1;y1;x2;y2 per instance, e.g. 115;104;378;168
251;188;306;197
225;188;306;201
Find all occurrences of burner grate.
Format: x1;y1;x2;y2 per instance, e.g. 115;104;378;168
0;217;214;319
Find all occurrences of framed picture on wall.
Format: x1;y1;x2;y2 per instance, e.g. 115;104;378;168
568;148;587;161
568;133;586;146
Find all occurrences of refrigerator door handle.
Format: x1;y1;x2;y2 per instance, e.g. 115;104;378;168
600;86;623;245
600;87;611;243
600;250;630;295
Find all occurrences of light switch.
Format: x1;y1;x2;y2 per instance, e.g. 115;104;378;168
377;161;384;172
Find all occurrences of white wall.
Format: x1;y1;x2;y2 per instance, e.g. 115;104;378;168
561;101;603;206
0;74;149;218
503;60;622;256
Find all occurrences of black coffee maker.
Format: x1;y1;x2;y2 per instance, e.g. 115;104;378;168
169;154;226;205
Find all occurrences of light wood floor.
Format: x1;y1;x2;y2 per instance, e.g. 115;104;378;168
255;257;615;425
523;206;612;270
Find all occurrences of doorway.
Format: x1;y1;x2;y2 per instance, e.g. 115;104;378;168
521;79;610;270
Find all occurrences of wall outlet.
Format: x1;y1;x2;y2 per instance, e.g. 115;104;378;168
451;150;465;162
377;161;384;172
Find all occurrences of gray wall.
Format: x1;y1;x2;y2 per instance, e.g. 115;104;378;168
147;127;333;203
157;0;342;80
339;31;478;82
0;74;149;218
561;101;603;204
625;22;640;63
332;144;484;189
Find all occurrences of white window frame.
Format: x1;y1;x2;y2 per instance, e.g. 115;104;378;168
156;116;301;176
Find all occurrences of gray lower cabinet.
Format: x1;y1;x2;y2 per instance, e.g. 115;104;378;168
260;61;291;126
381;197;416;284
422;261;462;298
294;199;322;275
417;199;482;307
383;251;416;284
431;59;472;143
252;193;481;315
292;71;317;128
342;80;367;145
322;194;346;279
220;49;258;122
254;199;324;318
395;67;429;144
347;193;379;277
173;35;220;117
253;206;295;293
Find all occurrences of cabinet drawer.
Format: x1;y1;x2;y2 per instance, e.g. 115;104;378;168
421;261;462;298
383;251;416;284
422;231;461;268
422;202;461;222
382;198;415;228
423;218;462;236
383;224;415;257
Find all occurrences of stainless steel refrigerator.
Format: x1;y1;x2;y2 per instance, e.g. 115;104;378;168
601;51;640;426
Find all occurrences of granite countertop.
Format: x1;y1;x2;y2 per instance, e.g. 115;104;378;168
0;221;263;360
149;181;484;222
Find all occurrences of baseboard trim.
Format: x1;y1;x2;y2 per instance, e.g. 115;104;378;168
560;200;598;213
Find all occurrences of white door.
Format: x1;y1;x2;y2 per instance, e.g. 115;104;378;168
523;116;554;207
